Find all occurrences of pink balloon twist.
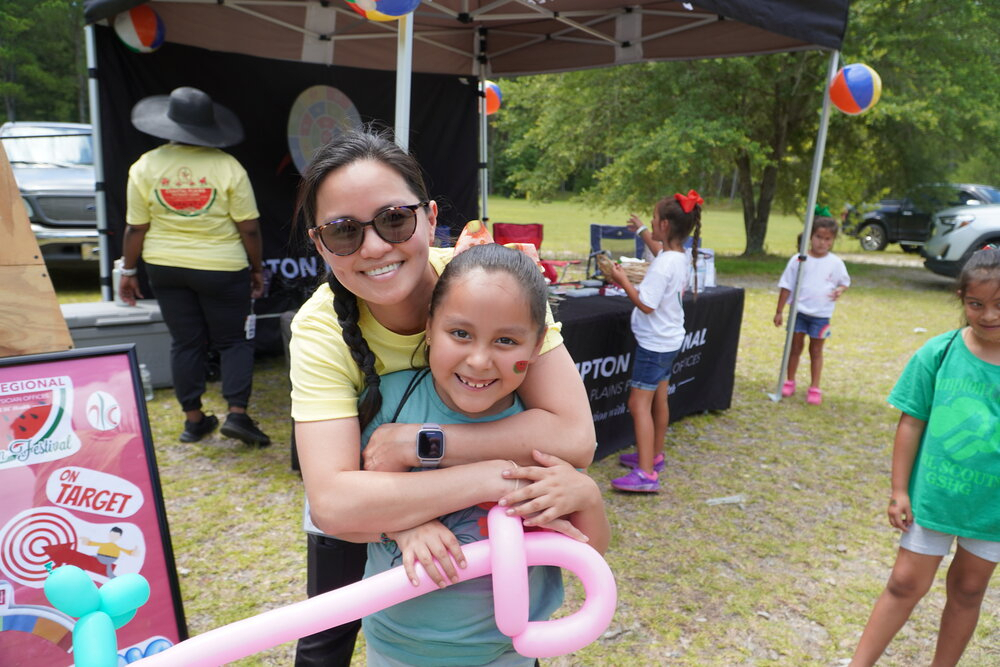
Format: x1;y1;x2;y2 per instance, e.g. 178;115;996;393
137;506;615;665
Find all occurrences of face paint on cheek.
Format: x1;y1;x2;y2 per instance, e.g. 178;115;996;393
514;360;529;374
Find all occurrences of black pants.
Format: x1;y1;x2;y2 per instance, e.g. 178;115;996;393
295;534;368;666
146;264;254;412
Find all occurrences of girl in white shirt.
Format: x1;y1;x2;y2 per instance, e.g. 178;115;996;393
604;190;704;493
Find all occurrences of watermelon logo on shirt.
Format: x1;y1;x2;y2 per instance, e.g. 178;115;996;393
155;166;216;216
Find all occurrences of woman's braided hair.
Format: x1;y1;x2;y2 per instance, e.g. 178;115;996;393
295;127;429;428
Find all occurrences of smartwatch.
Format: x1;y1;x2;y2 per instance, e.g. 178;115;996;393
417;423;445;468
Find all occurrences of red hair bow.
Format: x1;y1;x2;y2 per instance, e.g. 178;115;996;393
674;189;704;214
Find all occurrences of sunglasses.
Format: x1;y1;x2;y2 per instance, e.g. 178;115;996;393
313;202;428;256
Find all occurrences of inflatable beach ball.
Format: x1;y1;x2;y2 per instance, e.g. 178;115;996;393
483;80;502;115
829;63;882;115
344;0;421;21
114;5;166;53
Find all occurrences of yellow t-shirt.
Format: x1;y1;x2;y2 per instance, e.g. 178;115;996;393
126;143;259;271
290;247;564;422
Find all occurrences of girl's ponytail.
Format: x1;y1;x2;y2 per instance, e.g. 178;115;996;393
328;274;382;430
689;210;702;295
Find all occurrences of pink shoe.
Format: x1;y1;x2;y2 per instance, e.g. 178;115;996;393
781;380;796;397
807;386;822;405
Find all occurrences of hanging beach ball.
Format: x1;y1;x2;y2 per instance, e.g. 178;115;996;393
344;0;421;21
483;80;502;115
829;63;882;115
114;5;166;53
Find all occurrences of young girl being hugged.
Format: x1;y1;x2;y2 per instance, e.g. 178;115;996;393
344;243;609;666
773;216;850;405
604;190;704;493
850;247;1000;666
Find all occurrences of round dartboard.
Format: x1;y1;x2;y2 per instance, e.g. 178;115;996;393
287;85;362;173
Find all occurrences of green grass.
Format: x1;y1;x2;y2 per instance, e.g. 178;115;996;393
43;198;1000;666
486;194;904;259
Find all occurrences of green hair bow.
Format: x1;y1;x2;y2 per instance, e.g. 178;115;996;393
814;205;832;217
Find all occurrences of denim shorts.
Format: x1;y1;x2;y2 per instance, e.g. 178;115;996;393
794;312;831;339
628;345;680;391
900;522;1000;564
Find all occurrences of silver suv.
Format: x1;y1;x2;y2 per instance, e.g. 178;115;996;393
1;122;98;265
923;201;1000;277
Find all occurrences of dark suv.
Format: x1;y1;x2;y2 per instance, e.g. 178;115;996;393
852;183;1000;252
1;121;98;265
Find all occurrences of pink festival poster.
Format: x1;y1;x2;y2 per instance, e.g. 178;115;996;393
0;346;185;666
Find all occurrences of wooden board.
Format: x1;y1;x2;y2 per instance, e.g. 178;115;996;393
0;142;73;356
0;143;47;267
0;265;74;356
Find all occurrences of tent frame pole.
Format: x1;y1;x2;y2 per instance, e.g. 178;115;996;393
394;14;414;151
768;49;840;402
477;28;490;224
478;73;489;224
85;24;112;302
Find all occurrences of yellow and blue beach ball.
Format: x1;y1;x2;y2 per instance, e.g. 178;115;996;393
829;64;882;115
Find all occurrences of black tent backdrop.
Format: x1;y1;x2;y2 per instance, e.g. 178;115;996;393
94;26;480;351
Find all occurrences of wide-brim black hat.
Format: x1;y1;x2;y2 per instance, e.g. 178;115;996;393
131;86;243;148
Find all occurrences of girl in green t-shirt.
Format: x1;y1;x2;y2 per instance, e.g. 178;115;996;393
851;247;1000;666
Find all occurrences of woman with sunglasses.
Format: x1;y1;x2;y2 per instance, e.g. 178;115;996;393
289;128;595;665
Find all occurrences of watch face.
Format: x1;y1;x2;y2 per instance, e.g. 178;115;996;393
418;429;444;459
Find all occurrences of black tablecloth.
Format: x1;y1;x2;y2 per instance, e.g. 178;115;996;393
555;286;745;460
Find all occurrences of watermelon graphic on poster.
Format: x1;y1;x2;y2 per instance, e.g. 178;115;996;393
1;376;80;467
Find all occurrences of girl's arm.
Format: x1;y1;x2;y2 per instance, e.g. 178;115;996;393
888;412;926;531
363;344;596;470
627;213;662;257
773;287;790;326
297;417;517;536
499;450;611;554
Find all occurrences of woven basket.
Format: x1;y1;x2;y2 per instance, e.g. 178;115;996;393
619;261;649;283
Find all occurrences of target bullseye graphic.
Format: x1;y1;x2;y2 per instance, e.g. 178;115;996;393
1;508;77;586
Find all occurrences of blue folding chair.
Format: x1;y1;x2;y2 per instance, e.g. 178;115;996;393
588;224;645;277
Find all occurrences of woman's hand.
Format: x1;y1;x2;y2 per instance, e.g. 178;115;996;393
119;275;143;306
888;491;913;531
773;311;783;327
363;423;420;471
250;268;265;299
498;450;600;530
386;519;467;588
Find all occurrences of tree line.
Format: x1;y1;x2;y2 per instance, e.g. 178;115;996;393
491;0;1000;254
0;0;87;123
4;0;998;254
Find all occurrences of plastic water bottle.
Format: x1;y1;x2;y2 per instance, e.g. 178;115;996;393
112;258;126;306
139;363;154;401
